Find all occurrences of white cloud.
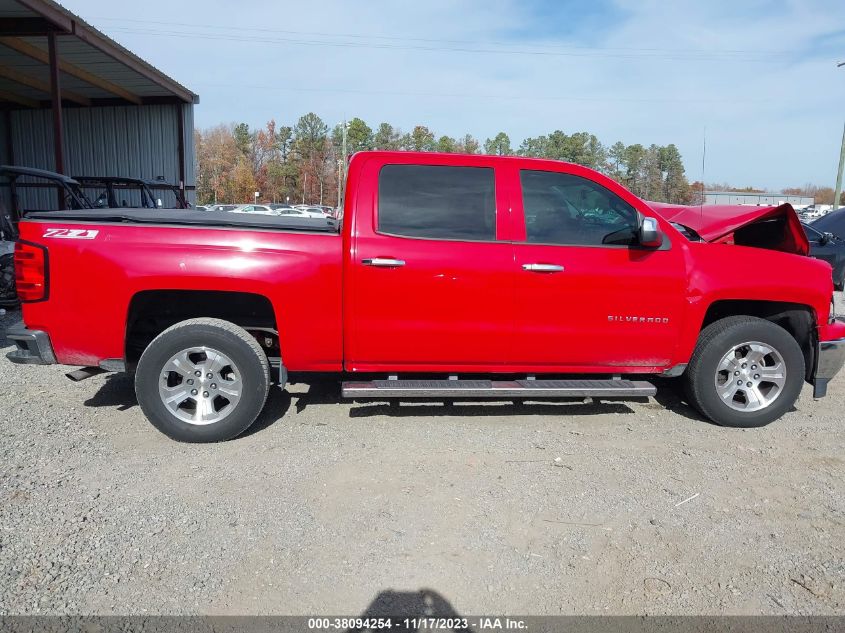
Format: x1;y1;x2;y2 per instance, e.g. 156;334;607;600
71;0;845;189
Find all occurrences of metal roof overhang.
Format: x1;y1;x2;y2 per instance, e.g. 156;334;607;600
0;0;198;108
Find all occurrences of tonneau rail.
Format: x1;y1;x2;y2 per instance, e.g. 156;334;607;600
23;208;340;233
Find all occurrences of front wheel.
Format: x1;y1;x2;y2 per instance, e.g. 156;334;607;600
135;318;270;442
684;316;805;428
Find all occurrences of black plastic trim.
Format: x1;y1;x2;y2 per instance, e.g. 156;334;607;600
5;322;57;365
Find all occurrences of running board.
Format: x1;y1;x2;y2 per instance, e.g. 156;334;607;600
341;378;656;399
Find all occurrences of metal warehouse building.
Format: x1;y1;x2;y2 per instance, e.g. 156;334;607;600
704;191;814;207
0;0;198;209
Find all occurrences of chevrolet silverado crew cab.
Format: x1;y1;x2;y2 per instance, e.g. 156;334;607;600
7;151;845;442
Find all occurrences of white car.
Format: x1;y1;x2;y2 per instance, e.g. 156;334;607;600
268;204;308;217
298;206;330;218
229;204;277;216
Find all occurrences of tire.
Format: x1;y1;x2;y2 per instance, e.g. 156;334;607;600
684;316;804;428
135;318;270;442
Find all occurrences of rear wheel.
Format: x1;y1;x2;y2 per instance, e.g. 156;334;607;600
685;316;804;428
135;318;270;442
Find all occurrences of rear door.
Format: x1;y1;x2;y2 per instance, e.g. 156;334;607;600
345;155;515;372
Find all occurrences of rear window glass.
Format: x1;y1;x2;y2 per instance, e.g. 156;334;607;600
378;164;496;241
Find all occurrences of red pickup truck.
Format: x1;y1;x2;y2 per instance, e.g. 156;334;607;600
7;151;845;442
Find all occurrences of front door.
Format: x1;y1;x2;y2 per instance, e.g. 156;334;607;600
510;166;687;371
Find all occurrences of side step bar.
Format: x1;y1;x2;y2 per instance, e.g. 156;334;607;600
341;378;656;399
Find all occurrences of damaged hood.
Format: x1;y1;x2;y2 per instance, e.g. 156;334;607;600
648;202;810;256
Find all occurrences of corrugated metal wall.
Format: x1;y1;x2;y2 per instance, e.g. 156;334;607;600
1;103;195;210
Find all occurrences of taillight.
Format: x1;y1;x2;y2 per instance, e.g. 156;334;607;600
14;241;48;302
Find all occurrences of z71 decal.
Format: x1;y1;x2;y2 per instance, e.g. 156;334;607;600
42;228;99;239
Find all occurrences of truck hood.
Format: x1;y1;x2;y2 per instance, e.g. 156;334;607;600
648;202;809;256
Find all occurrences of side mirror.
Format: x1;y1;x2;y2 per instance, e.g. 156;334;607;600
638;216;663;248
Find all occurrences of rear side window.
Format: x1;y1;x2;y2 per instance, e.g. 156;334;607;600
378;164;496;241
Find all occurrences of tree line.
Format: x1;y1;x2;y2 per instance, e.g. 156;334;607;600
194;112;696;207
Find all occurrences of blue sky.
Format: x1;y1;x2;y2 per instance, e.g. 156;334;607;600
66;0;845;190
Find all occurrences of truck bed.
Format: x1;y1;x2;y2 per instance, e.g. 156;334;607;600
16;214;343;369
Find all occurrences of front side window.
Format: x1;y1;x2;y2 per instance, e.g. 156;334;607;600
378;164;496;241
520;170;639;246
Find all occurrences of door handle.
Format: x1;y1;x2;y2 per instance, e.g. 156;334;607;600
522;263;565;273
362;257;405;267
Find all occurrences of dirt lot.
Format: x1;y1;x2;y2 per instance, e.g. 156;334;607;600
2;299;845;616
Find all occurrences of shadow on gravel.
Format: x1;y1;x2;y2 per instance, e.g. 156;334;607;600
82;373;299;436
238;388;293;437
0;307;21;350
351;588;474;632
84;373;137;411
80;374;725;435
348;399;638;418
651;379;717;425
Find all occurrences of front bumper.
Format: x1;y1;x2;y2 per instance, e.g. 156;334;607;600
813;336;845;398
5;322;57;365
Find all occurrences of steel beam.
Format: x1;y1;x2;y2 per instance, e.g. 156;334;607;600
48;29;64;208
0;63;90;105
0;37;142;104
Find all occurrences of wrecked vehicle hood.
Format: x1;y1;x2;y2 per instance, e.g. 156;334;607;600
648;202;809;256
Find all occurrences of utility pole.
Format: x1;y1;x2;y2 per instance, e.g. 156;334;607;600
834;123;845;212
834;62;845;212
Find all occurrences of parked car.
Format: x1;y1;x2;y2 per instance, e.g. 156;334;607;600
801;222;845;290
206;204;239;213
269;204;308;217
811;207;845;237
195;206;208;212
6;151;845;442
297;206;330;218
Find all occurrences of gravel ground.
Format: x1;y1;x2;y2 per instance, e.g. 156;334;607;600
2;297;845;616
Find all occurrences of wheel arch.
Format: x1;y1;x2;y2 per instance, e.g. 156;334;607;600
700;299;816;382
125;290;280;371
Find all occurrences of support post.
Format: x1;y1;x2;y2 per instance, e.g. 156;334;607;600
4;110;13;164
176;102;186;205
47;29;64;208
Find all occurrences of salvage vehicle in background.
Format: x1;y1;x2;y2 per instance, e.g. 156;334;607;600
76;176;191;210
802;222;845;290
0;207;15;307
809;207;845;241
76;176;161;210
6;152;845;442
